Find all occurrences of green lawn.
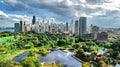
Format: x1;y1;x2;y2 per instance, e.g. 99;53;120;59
0;48;20;60
0;35;23;60
0;35;21;44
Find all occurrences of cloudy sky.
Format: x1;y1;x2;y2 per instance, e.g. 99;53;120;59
0;0;120;28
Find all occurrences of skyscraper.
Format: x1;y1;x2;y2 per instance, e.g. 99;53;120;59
32;16;36;25
20;20;25;32
20;20;23;32
79;17;87;36
23;22;26;32
75;20;79;36
14;23;20;32
66;22;68;32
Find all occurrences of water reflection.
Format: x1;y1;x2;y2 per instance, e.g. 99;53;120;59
38;50;82;67
14;50;82;67
13;52;28;62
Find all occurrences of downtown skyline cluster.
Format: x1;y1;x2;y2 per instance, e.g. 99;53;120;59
14;16;108;42
14;16;75;33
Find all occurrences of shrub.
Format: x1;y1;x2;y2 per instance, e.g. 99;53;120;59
38;47;48;56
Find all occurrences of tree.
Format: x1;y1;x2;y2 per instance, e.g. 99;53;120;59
25;42;34;49
72;43;80;49
116;53;120;64
100;56;110;64
0;60;21;67
82;62;91;67
90;51;98;60
57;39;66;46
21;57;41;67
99;60;107;67
38;47;48;56
28;49;36;57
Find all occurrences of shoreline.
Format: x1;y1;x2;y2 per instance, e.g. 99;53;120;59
0;49;28;61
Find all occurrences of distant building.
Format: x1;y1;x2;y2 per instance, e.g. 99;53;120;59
69;19;74;35
20;20;23;32
96;32;108;42
48;25;51;32
32;16;36;25
14;23;20;32
35;21;40;32
23;22;26;32
75;20;79;36
44;21;49;32
66;22;68;32
50;23;59;32
79;17;87;36
91;24;99;34
39;22;44;32
82;33;95;39
26;24;31;31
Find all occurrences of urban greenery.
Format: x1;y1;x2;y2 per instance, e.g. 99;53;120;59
0;31;120;67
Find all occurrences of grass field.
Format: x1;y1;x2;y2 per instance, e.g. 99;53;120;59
0;35;21;44
0;35;23;60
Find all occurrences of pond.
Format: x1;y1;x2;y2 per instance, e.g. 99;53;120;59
13;50;82;67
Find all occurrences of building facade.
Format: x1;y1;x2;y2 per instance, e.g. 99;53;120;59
91;24;99;34
14;23;20;32
96;32;108;42
75;20;79;36
20;20;23;32
66;22;68;32
79;17;87;36
32;16;36;25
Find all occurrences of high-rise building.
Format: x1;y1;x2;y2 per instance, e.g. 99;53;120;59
79;17;87;36
23;22;26;32
19;20;25;32
32;16;36;25
75;20;79;36
14;23;20;32
66;22;68;32
35;21;40;32
20;20;23;32
44;20;49;32
26;24;31;31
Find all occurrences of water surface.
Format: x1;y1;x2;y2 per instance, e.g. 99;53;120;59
14;50;82;67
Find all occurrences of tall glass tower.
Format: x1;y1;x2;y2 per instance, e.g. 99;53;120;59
32;16;36;25
79;17;87;36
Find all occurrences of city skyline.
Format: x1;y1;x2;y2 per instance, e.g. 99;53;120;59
0;0;120;28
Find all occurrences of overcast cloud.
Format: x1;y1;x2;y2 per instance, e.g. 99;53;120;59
0;0;120;28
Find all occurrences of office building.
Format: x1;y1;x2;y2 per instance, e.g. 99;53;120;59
23;22;26;32
20;20;23;32
75;20;79;36
82;33;94;39
35;21;40;32
91;24;99;34
79;17;87;36
96;32;108;42
26;24;31;31
32;16;36;25
19;20;25;32
14;23;20;32
66;22;68;32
